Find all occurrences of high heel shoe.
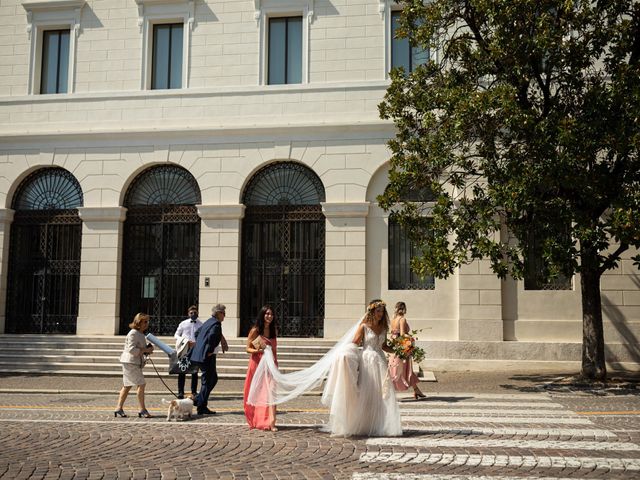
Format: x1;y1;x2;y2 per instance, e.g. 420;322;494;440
114;409;127;418
138;409;152;418
414;391;427;400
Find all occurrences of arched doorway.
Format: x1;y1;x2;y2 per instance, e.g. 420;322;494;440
6;168;83;333
119;165;201;335
241;162;325;337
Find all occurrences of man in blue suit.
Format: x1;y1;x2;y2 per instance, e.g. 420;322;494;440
190;304;228;415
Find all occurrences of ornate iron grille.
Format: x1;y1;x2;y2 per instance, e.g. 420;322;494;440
7;168;83;334
241;206;325;337
120;166;202;335
13;168;83;210
523;228;572;290
244;162;326;206
125;165;201;206
241;162;326;337
388;216;435;290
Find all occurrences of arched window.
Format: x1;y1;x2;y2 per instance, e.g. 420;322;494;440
13;167;83;210
243;162;325;205
6;168;83;333
124;165;201;206
120;165;201;335
387;186;436;290
241;162;326;337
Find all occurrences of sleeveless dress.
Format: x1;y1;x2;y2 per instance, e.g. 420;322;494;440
388;322;420;391
323;324;402;437
243;336;277;429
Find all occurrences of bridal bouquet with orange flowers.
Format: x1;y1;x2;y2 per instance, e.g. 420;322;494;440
388;330;425;363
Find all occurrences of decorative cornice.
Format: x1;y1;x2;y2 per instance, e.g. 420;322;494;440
134;0;195;33
22;0;85;10
321;202;370;218
22;0;86;39
197;204;246;220
254;0;315;26
379;0;386;19
78;206;127;223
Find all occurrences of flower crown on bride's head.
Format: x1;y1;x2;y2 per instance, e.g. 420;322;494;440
367;300;386;312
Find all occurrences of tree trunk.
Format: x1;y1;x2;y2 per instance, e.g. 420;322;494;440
580;247;606;381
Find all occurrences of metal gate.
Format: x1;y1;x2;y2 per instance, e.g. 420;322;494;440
240;162;325;337
119;166;201;335
6;169;83;334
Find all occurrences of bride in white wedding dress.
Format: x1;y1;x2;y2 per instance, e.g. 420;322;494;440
322;299;403;437
247;299;402;437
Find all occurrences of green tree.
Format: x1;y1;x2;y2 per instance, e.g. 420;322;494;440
378;0;640;380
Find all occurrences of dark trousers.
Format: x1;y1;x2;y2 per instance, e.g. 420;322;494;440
177;372;198;397
195;355;217;410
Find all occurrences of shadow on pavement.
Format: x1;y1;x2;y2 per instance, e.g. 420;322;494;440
499;372;640;396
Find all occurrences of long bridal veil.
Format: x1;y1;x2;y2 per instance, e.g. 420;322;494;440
246;318;363;407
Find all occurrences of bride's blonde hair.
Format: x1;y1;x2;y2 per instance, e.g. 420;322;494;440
364;299;389;331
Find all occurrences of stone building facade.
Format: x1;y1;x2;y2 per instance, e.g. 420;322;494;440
0;0;638;369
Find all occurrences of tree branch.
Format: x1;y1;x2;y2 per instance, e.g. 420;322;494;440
599;243;629;275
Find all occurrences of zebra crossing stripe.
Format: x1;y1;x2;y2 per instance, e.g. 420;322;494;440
399;401;565;409
358;452;640;470
400;415;593;424
365;436;640;451
406;426;617;438
401;408;578;417
353;475;589;480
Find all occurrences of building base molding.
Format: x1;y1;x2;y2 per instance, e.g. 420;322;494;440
421;340;640;372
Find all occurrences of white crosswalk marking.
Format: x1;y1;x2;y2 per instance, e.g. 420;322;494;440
353;475;597;480
359;452;640;470
399;401;566;409
365;437;640;451
360;393;640;478
407;426;617;438
400;415;593;424
401;408;578;416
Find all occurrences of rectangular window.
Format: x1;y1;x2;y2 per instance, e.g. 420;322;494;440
391;11;428;72
151;23;183;89
388;216;435;290
523;231;572;290
40;29;70;94
268;16;302;85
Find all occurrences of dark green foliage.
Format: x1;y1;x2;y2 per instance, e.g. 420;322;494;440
379;0;640;380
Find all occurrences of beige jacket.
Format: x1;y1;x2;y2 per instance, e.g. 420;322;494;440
119;329;146;366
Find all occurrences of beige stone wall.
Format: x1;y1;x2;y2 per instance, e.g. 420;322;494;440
0;1;637;364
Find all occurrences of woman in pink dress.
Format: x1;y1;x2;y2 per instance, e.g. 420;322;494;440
243;305;278;431
388;302;426;399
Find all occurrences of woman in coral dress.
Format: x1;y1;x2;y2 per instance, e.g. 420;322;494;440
243;305;278;431
388;302;426;399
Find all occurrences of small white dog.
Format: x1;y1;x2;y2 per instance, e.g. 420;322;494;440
162;395;194;421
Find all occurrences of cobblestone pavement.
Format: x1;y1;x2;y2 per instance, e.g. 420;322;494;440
0;382;638;480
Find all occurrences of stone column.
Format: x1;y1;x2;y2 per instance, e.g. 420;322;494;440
196;204;245;338
321;202;369;339
76;207;127;335
458;259;503;340
0;209;14;333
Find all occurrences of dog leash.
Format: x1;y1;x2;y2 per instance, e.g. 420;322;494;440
147;356;180;399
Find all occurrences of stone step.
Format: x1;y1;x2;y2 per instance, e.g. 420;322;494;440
0;348;326;361
0;368;257;378
0;355;318;368
0;334;336;346
0;361;306;375
0;334;336;379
